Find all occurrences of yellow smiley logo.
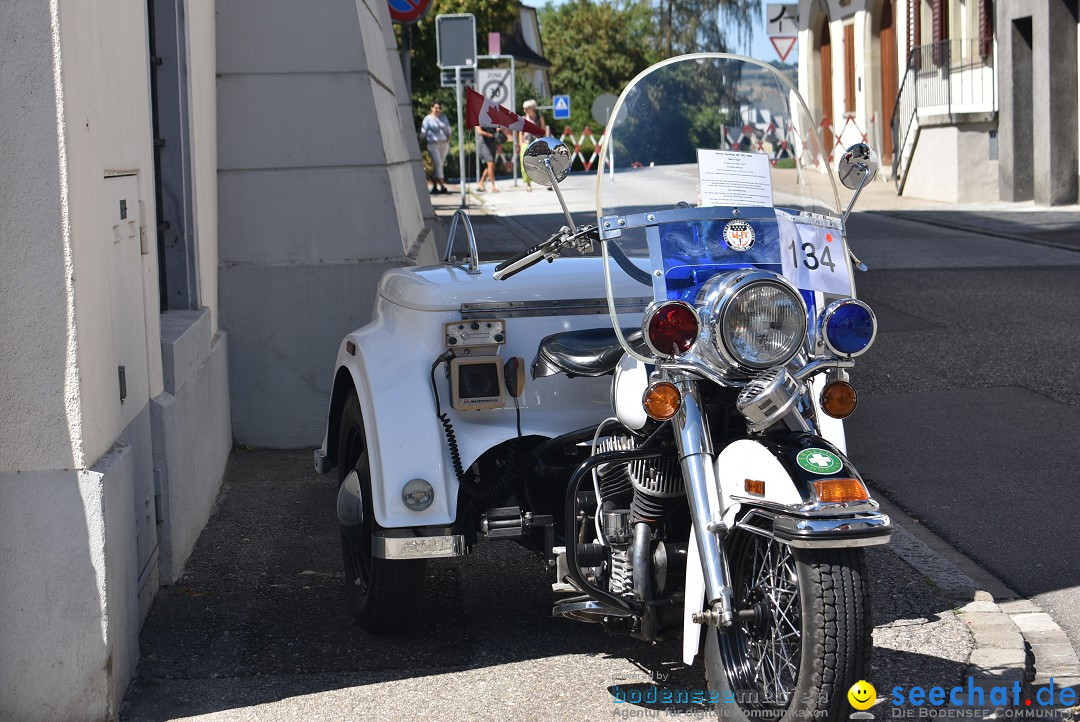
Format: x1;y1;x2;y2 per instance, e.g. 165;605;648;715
847;680;876;710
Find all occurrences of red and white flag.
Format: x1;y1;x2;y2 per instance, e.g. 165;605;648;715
464;86;545;137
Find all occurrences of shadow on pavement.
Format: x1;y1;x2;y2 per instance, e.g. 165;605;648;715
882;209;1080;252
121;449;969;720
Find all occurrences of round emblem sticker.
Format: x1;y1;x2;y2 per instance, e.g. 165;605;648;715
723;220;755;252
796;448;843;475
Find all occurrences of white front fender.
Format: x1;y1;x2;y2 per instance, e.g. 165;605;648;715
681;438;810;664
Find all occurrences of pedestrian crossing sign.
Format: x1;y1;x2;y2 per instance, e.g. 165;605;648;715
553;95;571;120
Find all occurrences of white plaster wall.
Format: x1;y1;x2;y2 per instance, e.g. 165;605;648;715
2;1;231;717
188;0;220;332
955;124;999;202
903;125;961;202
56;0;163;464
0;1;80;472
0;469;110;720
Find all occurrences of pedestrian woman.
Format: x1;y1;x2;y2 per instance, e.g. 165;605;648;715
419;101;451;194
476;125;500;193
517;99;548;191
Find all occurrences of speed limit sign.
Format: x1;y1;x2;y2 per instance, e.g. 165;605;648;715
477;68;514;107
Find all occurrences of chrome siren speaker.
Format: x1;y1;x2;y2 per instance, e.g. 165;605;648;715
736;368;799;432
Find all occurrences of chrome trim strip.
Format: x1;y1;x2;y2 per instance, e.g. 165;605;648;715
791;357;855;381
736;508;893;548
460;297;651;319
372;533;468;559
314;449;330;475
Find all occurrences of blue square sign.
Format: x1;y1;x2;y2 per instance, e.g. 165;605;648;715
553;94;571;120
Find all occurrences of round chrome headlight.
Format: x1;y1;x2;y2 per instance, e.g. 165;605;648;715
702;270;808;371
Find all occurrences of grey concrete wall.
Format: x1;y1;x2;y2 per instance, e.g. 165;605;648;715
0;436;143;720
217;0;438;447
998;0;1079;205
956;122;1001;202
152;311;233;583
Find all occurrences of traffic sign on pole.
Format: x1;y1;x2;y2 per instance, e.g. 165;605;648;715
441;68;475;87
553;95;571;120
766;4;798;36
591;93;618;126
436;14;477;69
387;0;432;24
770;37;797;62
477;68;514;107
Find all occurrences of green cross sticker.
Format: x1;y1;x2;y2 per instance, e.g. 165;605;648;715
796;448;843;475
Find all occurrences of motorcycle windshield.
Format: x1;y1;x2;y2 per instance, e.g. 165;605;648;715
596;54;851;361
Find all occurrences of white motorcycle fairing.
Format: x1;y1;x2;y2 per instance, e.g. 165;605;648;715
315;257;647;529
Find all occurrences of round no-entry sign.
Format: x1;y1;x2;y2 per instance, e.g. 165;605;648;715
388;0;431;24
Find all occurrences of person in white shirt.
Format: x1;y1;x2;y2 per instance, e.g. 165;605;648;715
419;101;452;194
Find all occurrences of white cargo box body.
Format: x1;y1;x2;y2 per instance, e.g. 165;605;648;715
332;257;650;529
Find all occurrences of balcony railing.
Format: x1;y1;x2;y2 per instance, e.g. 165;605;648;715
891;38;997;189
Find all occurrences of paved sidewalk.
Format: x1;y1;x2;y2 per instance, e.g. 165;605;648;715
122;449;981;721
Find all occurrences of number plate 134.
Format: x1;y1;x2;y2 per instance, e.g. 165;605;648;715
780;223;853;296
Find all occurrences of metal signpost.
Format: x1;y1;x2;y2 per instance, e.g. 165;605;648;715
592;93;618;182
476;55;517;186
388;0;433;96
436;13;477;207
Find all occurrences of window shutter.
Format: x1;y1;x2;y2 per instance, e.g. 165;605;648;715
932;0;948;64
932;0;947;42
979;0;993;60
910;0;920;55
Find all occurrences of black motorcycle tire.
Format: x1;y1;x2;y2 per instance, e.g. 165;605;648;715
337;391;425;634
703;529;871;722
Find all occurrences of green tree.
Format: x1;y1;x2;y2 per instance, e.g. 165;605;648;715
539;0;659;135
403;0;518;122
400;0;519;179
655;0;755;56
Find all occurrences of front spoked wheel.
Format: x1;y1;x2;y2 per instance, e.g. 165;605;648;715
704;530;871;721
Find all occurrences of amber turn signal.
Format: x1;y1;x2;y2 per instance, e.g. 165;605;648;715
820;379;858;419
642;382;682;421
812;478;868;504
744;479;765;496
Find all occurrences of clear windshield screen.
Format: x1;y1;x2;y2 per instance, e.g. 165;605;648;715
596;54;853;361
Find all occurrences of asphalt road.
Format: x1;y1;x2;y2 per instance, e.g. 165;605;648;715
120;191;1080;719
121;450;971;721
841;211;1080;652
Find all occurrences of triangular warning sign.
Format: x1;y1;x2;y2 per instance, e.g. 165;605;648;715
770;37;797;62
555;97;568;111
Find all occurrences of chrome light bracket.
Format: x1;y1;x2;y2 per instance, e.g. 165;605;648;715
819;298;878;359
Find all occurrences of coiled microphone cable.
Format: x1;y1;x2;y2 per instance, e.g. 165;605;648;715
430;350;470;484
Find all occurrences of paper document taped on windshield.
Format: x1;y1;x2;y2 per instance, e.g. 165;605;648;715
697;149;773;207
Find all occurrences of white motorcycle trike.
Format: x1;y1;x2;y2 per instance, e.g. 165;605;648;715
316;54;891;721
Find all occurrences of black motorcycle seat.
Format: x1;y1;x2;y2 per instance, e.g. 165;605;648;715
532;328;647;378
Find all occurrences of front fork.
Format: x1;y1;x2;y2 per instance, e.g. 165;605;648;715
673;378;734;628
